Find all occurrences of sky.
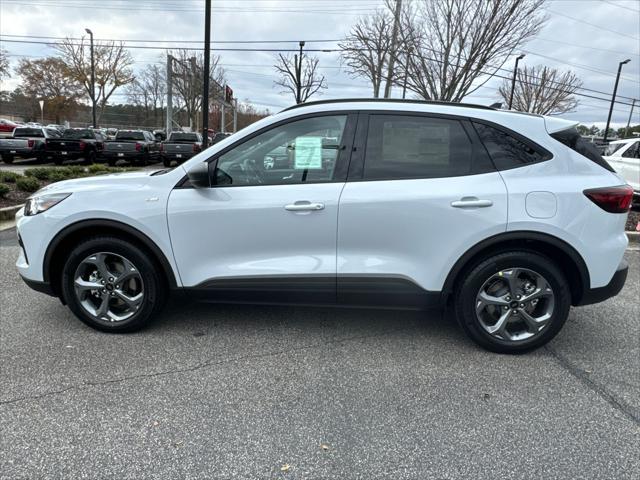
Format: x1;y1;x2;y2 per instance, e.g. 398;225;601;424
0;0;639;128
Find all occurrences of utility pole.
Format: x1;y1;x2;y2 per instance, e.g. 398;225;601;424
202;0;211;146
85;28;96;128
166;54;173;135
296;41;305;104
624;98;636;139
508;54;525;110
402;47;412;100
233;98;238;133
384;0;403;99
604;59;631;143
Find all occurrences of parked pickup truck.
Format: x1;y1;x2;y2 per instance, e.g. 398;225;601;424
604;138;640;209
0;127;60;164
160;132;203;167
102;130;160;166
46;128;107;165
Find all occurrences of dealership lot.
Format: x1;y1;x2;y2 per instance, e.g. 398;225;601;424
0;229;638;478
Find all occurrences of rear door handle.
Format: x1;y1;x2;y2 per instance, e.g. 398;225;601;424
284;201;325;211
451;197;493;208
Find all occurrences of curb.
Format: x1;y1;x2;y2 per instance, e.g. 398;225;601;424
628;231;639;245
0;204;23;221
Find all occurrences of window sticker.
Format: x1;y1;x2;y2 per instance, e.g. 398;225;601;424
294;136;323;169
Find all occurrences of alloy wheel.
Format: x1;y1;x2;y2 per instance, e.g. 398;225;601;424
475;267;555;343
73;252;144;323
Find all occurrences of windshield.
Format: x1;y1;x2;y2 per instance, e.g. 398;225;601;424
604;142;628;156
169;133;199;142
13;128;43;138
62;129;94;139
116;131;145;141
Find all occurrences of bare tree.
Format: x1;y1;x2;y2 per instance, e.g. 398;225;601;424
401;0;547;101
56;37;134;122
0;49;9;81
274;53;326;104
126;63;166;125
168;49;225;129
339;10;394;98
498;65;582;114
17;57;84;123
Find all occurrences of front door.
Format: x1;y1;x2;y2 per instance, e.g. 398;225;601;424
167;113;356;304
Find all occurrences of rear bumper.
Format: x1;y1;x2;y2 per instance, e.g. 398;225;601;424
51;151;85;160
576;258;628;306
162;152;195;161
0;148;37;158
102;151;145;161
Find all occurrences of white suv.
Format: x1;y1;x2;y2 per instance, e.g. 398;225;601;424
15;100;632;353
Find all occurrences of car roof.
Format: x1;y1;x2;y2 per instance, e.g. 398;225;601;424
610;138;638;144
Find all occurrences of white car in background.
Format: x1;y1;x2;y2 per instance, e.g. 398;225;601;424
604;138;639;206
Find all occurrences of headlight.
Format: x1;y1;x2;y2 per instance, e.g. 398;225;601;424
24;192;72;216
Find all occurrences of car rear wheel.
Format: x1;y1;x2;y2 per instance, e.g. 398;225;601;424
163;158;172;168
454;250;570;353
2;154;14;164
61;236;167;332
108;158;117;167
53;157;64;165
84;150;96;165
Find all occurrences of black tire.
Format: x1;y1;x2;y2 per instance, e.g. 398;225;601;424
83;150;96;165
53;157;64;166
163;158;171;168
108;158;117;167
454;250;571;354
61;236;167;333
2;154;14;164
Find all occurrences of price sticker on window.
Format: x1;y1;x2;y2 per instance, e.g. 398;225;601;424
294;136;322;169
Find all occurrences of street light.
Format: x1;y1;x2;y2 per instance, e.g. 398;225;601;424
85;28;96;129
508;54;525;110
296;41;305;104
603;59;631;143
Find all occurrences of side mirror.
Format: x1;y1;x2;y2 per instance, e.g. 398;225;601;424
187;162;211;188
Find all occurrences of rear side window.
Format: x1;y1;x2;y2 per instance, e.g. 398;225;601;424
550;127;615;172
473;122;551;170
363;115;475;180
621;141;639;159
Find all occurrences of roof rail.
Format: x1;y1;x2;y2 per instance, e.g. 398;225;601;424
281;98;496;112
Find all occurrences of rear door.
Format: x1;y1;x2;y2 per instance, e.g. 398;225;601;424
337;112;508;306
168;113;357;303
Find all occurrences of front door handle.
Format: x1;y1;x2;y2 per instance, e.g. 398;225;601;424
451;197;493;208
284;201;325;212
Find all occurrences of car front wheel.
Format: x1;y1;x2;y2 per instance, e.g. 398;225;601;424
454;250;571;353
61;236;167;332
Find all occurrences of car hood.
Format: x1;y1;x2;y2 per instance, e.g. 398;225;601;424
37;170;154;194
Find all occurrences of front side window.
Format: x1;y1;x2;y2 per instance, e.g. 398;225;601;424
622;141;639;158
474;122;551;170
214;115;347;186
363;115;473;180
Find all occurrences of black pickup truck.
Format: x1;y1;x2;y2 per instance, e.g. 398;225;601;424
0;127;60;164
160;132;203;167
46;128;107;165
102;130;160;166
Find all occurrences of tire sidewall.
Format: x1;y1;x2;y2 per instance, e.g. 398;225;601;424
456;250;571;353
61;237;164;332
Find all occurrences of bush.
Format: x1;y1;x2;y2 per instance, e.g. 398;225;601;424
24;167;51;181
88;164;108;174
48;170;71;182
0;183;9;198
0;171;19;183
16;176;41;193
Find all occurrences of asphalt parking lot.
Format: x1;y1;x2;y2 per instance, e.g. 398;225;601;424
1;228;639;479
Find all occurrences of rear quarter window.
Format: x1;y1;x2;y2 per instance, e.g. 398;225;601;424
550;127;615;172
473;122;551;170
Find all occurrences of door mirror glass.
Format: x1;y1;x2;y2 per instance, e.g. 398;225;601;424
187;162;211;188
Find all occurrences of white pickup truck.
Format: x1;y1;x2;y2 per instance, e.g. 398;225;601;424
604;138;639;208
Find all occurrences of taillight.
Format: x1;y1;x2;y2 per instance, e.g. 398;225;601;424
193;143;201;152
78;141;86;150
27;139;34;148
583;185;633;213
135;142;142;152
159;143;164;152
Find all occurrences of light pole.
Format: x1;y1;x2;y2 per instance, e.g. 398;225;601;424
202;0;211;146
296;41;305;104
85;28;96;128
604;59;631;143
508;54;525;110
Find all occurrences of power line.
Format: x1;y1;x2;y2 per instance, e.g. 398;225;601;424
545;8;640;41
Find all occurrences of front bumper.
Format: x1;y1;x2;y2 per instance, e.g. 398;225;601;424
577;258;628;306
20;275;56;297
